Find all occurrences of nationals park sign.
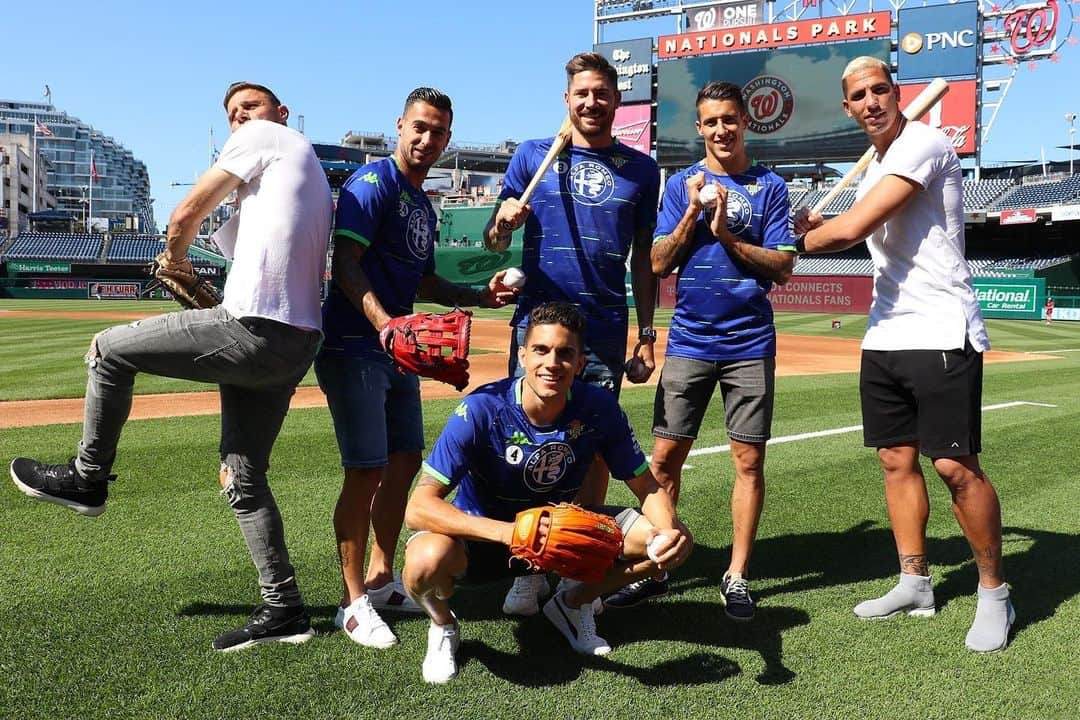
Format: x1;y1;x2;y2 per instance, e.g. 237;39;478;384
659;11;890;58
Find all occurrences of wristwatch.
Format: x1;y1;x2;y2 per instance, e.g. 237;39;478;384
638;327;657;343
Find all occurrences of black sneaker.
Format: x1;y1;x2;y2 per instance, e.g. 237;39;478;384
212;604;315;652
721;572;755;621
9;457;111;517
603;574;669;609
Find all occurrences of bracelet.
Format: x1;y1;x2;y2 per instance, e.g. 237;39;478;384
795;233;807;254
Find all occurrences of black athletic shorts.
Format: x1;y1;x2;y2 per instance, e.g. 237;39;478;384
859;341;983;457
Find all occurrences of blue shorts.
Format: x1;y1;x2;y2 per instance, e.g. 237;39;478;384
507;325;625;398
314;347;424;467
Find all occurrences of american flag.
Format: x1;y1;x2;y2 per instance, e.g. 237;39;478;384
34;121;53;137
91;157;99;183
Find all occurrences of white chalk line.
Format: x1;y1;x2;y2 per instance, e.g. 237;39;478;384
1026;348;1080;354
656;401;1058;467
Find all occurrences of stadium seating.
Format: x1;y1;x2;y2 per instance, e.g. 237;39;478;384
963;178;1014;211
107;235;166;262
2;232;103;262
991;176;1080;210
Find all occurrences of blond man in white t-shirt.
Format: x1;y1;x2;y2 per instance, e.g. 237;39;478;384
10;82;333;652
794;57;1014;653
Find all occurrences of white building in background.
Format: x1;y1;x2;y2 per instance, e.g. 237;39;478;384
0;134;55;239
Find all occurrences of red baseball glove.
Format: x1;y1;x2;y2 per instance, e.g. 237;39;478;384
509;503;624;583
378;308;472;391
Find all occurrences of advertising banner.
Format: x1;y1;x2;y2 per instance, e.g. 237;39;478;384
594;38;654;104
766;275;874;313
613;103;653;154
973;277;1046;319
898;79;978;156
7;261;71;274
683;1;763;31
999;208;1038;225
659;11;890;58
658;39;891;165
89;281;141;299
898;2;979;81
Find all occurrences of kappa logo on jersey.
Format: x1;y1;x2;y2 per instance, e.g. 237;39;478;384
743;183;763;196
453;402;467;421
566;160;615;206
721;187;753;235
505;445;525;465
523;441;576;493
405;208;432;260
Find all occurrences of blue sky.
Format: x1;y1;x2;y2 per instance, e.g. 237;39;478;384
2;0;1078;227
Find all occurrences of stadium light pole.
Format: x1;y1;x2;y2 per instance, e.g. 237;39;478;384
1067;113;1077;176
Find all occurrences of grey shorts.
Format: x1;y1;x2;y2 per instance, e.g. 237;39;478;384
652;355;775;443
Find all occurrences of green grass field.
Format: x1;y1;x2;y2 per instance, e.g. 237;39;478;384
1;300;1078;719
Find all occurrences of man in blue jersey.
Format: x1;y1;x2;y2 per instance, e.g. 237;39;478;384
607;81;796;616
401;302;692;683
316;87;518;651
483;51;662;615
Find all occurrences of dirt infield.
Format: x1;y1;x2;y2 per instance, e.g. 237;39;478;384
0;311;1049;429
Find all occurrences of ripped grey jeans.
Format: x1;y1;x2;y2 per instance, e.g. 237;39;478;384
78;304;321;607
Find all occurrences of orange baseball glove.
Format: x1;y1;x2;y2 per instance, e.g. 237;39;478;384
509;503;623;583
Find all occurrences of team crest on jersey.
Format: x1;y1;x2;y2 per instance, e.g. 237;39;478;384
566;160;615;206
405;208;432;260
505;445;525;465
722;188;753;235
609;154;629;170
523;441;576;493
566;420;587;441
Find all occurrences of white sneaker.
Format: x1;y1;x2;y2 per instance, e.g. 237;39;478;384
367;577;424;614
422;616;460;684
335;595;398;649
502;574;551;616
543;589;611;656
555;577;604;616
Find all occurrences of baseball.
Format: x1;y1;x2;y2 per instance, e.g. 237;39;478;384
698;183;718;208
502;267;526;289
647;534;670;563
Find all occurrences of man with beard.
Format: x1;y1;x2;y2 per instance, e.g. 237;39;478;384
316;87;517;650
484;53;662;617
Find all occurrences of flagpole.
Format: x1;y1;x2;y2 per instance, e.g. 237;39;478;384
32;116;38;212
88;150;93;232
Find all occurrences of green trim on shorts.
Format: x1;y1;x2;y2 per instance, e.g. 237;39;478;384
334;228;371;247
421;462;452;486
631;460;649;478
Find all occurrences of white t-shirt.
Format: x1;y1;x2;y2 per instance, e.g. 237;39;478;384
857;121;989;352
211;120;332;331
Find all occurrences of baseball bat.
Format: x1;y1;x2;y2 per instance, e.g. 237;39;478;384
811;78;949;215
518;115;574;206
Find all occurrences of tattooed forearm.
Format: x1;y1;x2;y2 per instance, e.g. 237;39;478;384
899;553;929;576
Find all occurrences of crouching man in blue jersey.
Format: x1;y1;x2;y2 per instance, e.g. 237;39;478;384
400;302;692;683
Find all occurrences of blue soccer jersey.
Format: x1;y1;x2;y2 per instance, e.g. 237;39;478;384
655;163;796;362
500;138;660;342
422;377;649;521
322;157;437;353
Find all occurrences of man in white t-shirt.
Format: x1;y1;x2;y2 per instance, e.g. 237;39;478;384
794;57;1014;652
10;82;333;652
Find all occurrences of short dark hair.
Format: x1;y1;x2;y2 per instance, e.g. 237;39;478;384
403;87;453;121
696;81;747;115
565;52;618;89
524;302;585;348
223;82;281;110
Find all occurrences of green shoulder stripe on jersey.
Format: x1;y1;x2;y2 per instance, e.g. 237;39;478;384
421;462;452;486
334;229;371;247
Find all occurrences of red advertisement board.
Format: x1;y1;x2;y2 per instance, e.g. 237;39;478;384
659;11;890;58
899;79;978;156
613;103;653;154
767;275;874;313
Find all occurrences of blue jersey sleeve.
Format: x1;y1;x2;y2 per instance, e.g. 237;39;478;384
334;169;391;248
634;159;661;233
498;142;533;200
597;399;649;481
422;399;480;489
654;171;688;241
762;180;796;252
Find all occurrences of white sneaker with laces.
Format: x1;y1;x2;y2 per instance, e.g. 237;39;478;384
543;589;611;656
336;595;398;649
366;577;424;614
502;574;551;616
555;577;604;615
422;616;461;684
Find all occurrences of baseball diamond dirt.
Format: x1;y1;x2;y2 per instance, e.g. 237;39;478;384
0;311;1051;429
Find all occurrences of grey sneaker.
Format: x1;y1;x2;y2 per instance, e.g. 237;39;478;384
965;583;1015;652
854;574;936;619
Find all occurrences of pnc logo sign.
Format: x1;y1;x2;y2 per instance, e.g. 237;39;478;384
901;29;975;54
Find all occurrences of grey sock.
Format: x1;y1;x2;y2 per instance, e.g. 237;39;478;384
965;583;1014;652
854;574;936;619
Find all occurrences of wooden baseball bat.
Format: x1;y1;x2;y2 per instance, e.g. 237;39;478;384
518;115;574;206
811;78;949;215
